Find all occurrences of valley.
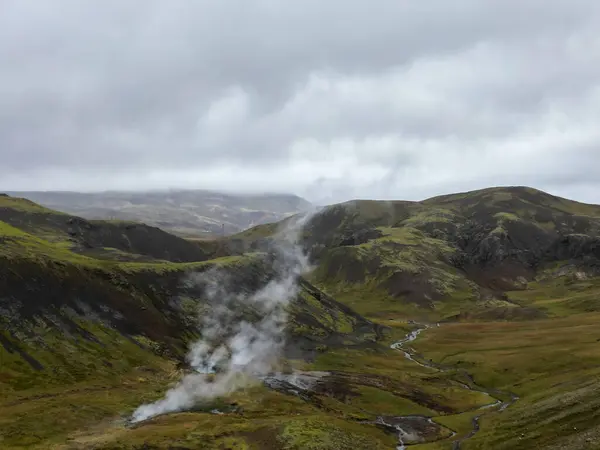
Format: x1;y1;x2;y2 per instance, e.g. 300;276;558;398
2;186;600;449
7;190;312;238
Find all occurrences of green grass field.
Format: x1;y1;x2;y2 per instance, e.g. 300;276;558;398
411;313;600;449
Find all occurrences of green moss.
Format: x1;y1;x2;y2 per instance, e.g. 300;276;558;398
279;417;393;450
400;207;457;227
409;313;600;448
489;191;514;203
433;410;482;440
0;317;175;447
493;212;521;222
350;385;436;416
507;272;600;317
0;221;95;264
0;196;64;214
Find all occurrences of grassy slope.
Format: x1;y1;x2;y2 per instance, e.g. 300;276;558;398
0;197;249;447
1;196;454;449
5;187;600;449
412;311;600;450
320;188;600;449
297;187;600;321
233;186;600;449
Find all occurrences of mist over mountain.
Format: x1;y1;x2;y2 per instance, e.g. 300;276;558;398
8;189;312;237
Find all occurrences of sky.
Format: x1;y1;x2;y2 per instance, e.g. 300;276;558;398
1;1;600;205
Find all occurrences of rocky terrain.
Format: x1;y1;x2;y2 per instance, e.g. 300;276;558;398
2;186;600;449
7;189;312;237
236;186;600;321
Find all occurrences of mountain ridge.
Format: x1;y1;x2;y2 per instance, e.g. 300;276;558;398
6;189;312;237
233;185;600;322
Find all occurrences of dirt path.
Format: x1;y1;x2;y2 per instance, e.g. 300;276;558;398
390;323;519;449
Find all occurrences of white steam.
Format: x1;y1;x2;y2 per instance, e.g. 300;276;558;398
130;212;313;423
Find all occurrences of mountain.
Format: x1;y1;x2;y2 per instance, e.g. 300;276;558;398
228;186;600;449
3;187;600;449
0;194;391;449
7;189;312;237
237;185;600;321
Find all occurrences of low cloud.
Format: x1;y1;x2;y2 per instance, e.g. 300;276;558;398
1;1;600;203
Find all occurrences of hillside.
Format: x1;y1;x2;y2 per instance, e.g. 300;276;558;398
3;187;600;449
7;189;312;237
0;195;424;450
236;186;600;321
225;186;600;448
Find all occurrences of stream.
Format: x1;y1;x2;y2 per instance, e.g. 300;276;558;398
155;322;519;449
261;322;519;449
390;323;519;449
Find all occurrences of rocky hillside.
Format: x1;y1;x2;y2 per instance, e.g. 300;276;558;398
0;194;499;450
235;186;600;321
3;195;436;450
4;187;600;450
7;189;312;237
0;193;376;373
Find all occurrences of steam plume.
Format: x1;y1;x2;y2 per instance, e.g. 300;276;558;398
130;212;313;423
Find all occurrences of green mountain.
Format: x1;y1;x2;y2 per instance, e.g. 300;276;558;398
238;186;600;321
0;193;388;449
2;187;600;449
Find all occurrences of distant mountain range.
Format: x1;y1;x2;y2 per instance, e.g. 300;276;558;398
6;189;312;237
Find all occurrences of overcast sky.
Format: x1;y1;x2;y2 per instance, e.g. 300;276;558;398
1;1;599;204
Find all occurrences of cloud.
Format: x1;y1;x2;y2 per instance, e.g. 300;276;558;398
1;0;600;203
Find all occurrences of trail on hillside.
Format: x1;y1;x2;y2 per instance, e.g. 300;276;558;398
390;323;519;449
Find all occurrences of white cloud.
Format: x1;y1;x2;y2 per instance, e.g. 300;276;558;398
1;0;600;204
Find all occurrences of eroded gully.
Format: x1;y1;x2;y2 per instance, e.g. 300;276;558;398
390;323;519;449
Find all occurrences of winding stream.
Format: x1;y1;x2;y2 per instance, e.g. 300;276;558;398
390;323;519;449
262;323;519;449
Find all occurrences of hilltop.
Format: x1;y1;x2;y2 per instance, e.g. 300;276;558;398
235;186;600;321
7;189;312;237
